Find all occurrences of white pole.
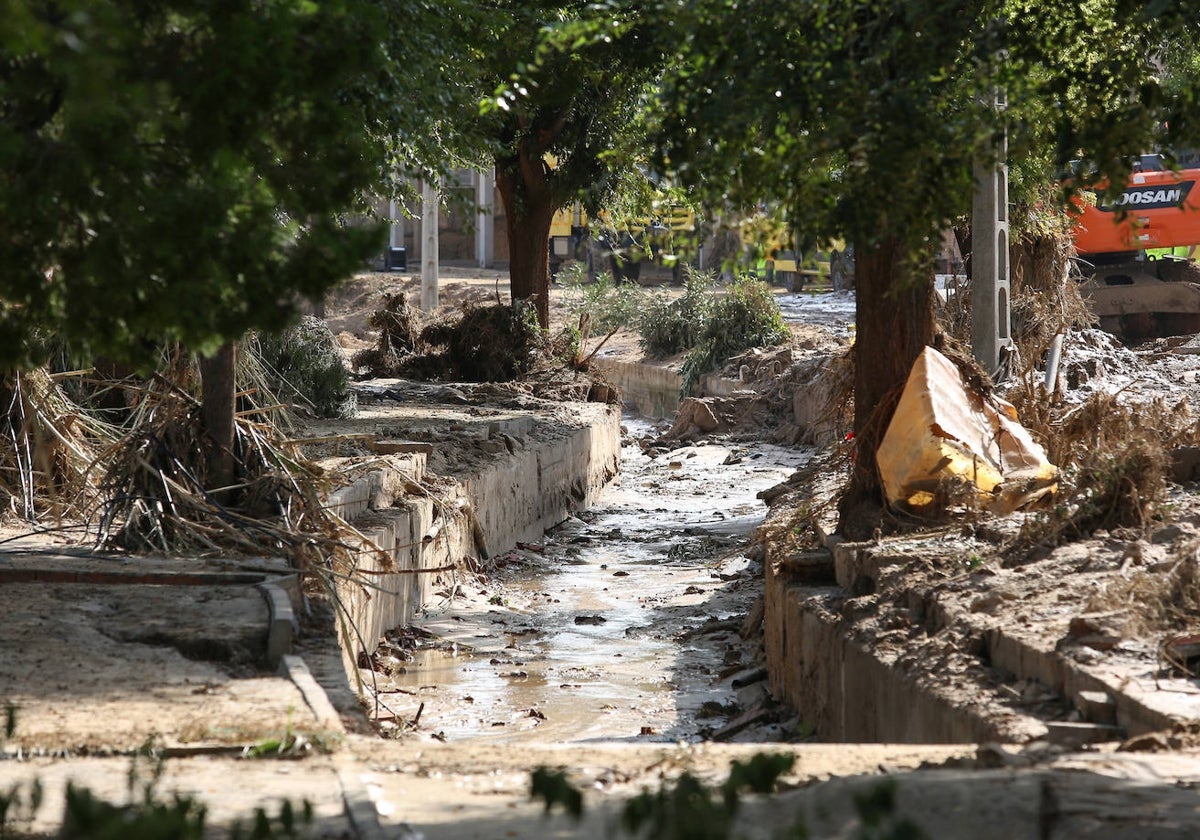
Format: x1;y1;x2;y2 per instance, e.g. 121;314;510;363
476;169;494;269
421;178;439;312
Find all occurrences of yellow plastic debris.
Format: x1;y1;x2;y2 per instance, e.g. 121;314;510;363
877;346;1057;515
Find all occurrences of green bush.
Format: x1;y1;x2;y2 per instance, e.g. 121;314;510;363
637;266;716;357
253;316;354;419
559;267;649;334
679;276;789;394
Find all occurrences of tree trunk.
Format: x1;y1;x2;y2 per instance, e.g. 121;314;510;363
843;237;936;514
199;341;237;499
495;151;556;329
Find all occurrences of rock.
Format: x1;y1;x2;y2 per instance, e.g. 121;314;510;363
1151;522;1193;545
975;742;1032;769
479;439;508;455
1044;721;1124;748
574;615;606;625
776;551;836;585
1118;731;1171;753
712;705;771;741
1171;446;1200;483
690;400;720;433
373;440;435;456
970;592;1005;614
1075;690;1117;725
730;666;768;689
736;680;770;708
740;597;766;638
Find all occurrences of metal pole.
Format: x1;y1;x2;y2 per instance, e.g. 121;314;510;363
421;178;439;312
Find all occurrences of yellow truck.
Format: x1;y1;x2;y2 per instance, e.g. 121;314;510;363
549;204;698;283
764;245;843;291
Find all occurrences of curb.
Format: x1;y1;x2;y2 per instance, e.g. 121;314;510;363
336;764;401;840
257;578;300;668
278;655;399;839
276;654;344;732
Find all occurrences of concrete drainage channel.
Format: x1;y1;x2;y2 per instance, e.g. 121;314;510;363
353;418;812;745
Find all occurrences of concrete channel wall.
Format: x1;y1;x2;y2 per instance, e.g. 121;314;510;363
322;407;621;682
763;532;1184;744
763;558;1034;744
590;358;682;419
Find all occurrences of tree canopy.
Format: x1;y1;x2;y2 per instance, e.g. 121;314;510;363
645;0;1200;251
0;0;394;370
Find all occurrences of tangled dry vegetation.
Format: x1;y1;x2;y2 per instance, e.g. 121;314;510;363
352;293;578;383
350;291;618;405
931;230;1200;552
0;296;611;574
0;348;394;628
762;232;1200;646
0;367;115;523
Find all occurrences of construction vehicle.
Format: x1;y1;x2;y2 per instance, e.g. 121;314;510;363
548;203;698;283
1072;156;1200;338
548;204;590;278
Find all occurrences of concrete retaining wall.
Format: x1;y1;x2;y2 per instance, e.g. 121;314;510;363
322;407;621;682
764;529;1185;744
764;554;1040;744
591;358;682;420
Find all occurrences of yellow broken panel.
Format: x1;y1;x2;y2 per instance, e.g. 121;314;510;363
877;346;1057;516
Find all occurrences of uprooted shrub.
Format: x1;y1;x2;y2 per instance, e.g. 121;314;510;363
559;266;650;335
413;301;543;382
351;292;424;377
352;295;548;383
252;316;354;419
679;276;789;395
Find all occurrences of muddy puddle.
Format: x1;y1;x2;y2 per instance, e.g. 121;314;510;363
365;418;811;745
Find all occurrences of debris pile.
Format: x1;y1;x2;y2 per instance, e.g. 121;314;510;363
653;341;853;448
350;292;424;376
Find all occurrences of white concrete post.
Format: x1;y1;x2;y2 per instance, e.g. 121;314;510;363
421;178;439;312
971;99;1012;376
476;168;494;269
387;198;399;248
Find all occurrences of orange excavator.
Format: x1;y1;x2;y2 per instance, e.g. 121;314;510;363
1072;156;1200;338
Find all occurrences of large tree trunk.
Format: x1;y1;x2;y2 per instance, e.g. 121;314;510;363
495;149;556;329
199;341;237;499
842;237;936;519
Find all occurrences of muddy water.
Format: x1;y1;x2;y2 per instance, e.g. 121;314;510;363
371;419;810;744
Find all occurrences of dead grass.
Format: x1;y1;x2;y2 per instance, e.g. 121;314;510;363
938;230;1091;379
1087;550;1200;638
1009;391;1200;549
0;367;117;523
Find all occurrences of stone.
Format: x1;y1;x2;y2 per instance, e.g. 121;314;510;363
1075;690;1117;726
373;440;435;456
